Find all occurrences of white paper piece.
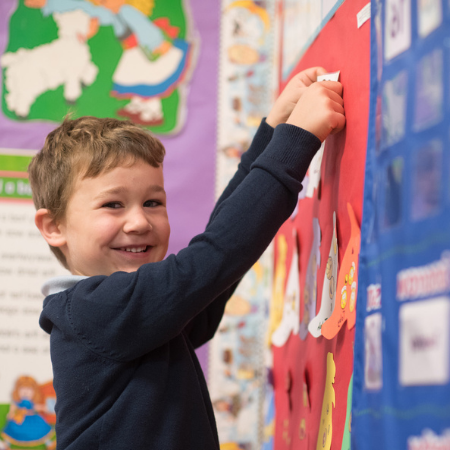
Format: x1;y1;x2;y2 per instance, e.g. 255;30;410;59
305;142;324;198
418;0;442;37
366;284;382;312
357;3;371;28
308;212;338;337
399;297;450;386
384;0;411;61
272;230;301;347
364;313;383;389
317;71;340;82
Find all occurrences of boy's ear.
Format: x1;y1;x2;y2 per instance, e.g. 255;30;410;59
35;209;67;248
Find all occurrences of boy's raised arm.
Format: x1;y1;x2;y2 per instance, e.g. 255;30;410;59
209;67;328;224
40;73;345;360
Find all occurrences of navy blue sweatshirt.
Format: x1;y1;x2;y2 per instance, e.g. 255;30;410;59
39;121;320;449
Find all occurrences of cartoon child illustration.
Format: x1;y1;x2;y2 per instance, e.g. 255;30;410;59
1;376;55;449
91;0;193;126
24;0;194;127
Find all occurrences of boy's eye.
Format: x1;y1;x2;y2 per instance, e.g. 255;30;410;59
144;200;161;208
102;202;122;209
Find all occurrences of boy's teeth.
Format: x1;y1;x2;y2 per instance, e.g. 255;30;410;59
121;247;146;253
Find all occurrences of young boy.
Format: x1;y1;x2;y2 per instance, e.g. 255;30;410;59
30;68;344;449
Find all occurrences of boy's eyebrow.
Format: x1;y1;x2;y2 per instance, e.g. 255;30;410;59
94;185;166;199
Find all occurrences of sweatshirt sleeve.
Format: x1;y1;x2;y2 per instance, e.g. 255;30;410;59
40;124;320;361
208;118;274;225
183;119;274;347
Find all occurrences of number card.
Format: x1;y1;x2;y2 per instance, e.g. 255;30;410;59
384;0;411;60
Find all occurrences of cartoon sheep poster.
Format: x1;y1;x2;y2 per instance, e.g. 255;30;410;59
1;0;198;135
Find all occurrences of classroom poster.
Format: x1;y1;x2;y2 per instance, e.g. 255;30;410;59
352;0;450;448
210;1;277;448
1;0;198;134
0;151;68;449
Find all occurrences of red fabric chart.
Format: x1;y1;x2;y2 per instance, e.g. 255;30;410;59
272;1;371;448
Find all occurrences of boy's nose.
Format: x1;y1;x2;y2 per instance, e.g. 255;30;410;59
123;209;152;234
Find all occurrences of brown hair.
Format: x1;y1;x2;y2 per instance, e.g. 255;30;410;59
12;376;43;405
28;116;166;269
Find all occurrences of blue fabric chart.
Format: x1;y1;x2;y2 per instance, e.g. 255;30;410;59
352;0;450;448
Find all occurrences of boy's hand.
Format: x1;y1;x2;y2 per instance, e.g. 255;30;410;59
266;67;328;128
287;81;345;142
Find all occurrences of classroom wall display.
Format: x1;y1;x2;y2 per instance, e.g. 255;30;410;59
210;1;278;448
352;0;450;448
268;0;371;448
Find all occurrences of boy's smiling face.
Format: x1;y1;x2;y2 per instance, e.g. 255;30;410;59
56;160;170;276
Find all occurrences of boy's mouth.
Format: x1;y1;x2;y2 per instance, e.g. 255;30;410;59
115;246;150;253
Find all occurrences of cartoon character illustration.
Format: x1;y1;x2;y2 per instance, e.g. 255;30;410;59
321;204;360;339
2;8;98;118
316;353;336;450
309;212;338;338
1;376;55;449
92;0;193;126
3;0;196;132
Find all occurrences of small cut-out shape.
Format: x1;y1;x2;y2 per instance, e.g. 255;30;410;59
316;353;336;450
317;71;340;82
267;234;288;345
340;374;353;450
308;212;338;338
321;204;360;339
282;419;291;445
305;143;325;198
299;218;321;340
299;418;306;440
302;381;309;408
272;230;301;347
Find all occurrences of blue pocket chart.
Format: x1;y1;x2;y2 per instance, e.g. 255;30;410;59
352;0;450;448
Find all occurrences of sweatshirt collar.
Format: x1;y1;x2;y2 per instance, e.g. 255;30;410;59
41;275;89;296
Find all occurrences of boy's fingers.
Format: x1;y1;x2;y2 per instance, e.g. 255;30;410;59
324;88;344;107
317;80;343;96
329;100;345;115
292;67;328;87
330;112;346;135
314;66;328;77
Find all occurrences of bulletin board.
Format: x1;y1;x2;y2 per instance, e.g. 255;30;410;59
268;0;371;449
352;0;450;448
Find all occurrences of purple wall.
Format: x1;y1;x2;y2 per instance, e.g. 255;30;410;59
0;0;219;374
